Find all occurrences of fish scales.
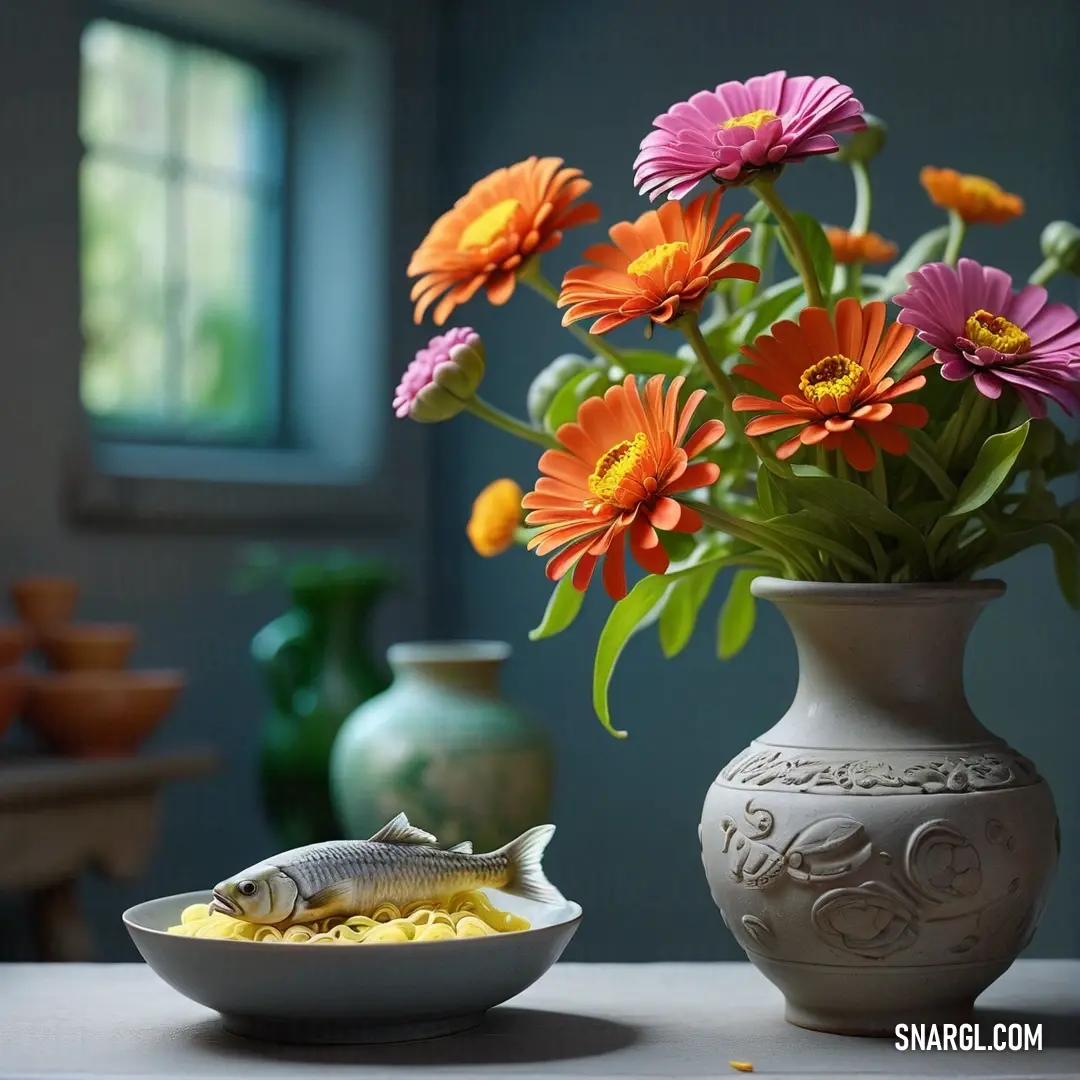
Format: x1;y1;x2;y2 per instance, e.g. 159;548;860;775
280;841;506;902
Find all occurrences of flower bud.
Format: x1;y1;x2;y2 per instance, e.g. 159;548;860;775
526;353;602;426
466;479;523;557
832;113;887;164
1040;221;1080;276
393;328;485;423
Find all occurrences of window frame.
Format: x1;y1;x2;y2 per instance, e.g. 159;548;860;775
79;8;297;450
66;0;433;536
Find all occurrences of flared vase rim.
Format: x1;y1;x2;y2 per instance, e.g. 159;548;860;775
750;576;1006;606
387;640;512;665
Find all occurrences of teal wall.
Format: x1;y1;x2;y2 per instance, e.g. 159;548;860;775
430;0;1080;959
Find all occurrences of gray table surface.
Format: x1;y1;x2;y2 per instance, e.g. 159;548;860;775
1;960;1077;1079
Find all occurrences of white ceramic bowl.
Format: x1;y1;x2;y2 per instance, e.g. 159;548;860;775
123;889;582;1044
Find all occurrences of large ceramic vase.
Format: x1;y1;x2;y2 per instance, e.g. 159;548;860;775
254;561;392;849
330;641;554;853
700;577;1059;1036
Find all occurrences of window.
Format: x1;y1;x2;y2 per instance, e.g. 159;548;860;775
79;18;287;445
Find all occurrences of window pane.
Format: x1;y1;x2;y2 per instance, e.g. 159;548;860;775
80;159;168;421
80;21;170;156
183;47;276;181
180;184;270;432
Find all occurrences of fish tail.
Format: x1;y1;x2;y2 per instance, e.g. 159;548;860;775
496;824;564;905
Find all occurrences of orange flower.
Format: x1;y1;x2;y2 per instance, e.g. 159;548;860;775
408;157;600;325
523;374;724;600
557;190;759;335
467;479;523;557
825;227;898;265
732;298;931;472
919;167;1024;225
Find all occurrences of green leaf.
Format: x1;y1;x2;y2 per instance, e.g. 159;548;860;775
891;338;933;379
776;212;835;304
745;201;774;225
718;569;763;659
529;573;585;641
737;278;805;343
778;472;928;558
658;530;698;562
852;523;889;581
616;350;686;377
756;465;786;518
767;511;878;579
592;553;772;735
873;225;950;303
1011;473;1060;523
1015;417;1059;471
526;354;595;426
593;575;672;737
946;421;1030;518
542;369;612;433
977;523;1079;609
906;427;958;500
659;562;720;658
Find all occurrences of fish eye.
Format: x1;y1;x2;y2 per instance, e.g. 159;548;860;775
237;880;258;897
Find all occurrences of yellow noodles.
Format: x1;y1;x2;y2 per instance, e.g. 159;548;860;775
166;890;531;945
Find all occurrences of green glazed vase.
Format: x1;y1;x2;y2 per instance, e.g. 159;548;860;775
253;559;392;849
329;641;554;852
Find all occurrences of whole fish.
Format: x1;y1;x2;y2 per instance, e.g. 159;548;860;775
209;812;563;925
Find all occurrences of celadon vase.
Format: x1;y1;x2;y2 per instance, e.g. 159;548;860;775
329;641;554;853
254;560;392;850
700;578;1059;1036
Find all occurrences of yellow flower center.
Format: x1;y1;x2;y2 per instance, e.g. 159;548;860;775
958;175;1004;200
457;198;520;251
964;310;1031;355
799;355;865;405
626;241;689;278
722;108;779;130
588;433;649;502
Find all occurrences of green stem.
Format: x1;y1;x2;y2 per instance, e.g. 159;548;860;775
521;269;625;368
681;316;737;410
465;396;559;449
943;210;967;266
869;451;888;504
848;260;863;300
681;315;783;472
738;224;771;306
752;180;825;308
684;500;816;578
1028;257;1060;287
952;382;991;465
850;161;872;235
513;525;543;546
906;433;958;500
834;450;851;483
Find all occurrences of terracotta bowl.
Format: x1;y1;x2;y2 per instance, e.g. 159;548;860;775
0;670;31;741
39;624;138;672
0;624;32;668
25;671;185;757
10;577;80;636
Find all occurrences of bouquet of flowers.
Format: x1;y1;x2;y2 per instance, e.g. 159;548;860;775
395;72;1080;736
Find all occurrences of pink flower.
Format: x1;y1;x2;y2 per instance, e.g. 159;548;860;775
634;71;865;201
393;327;485;422
894;259;1080;418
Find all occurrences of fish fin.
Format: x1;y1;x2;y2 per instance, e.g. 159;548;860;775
497;824;564;905
368;812;439;846
447;841;473;854
305;879;354;912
